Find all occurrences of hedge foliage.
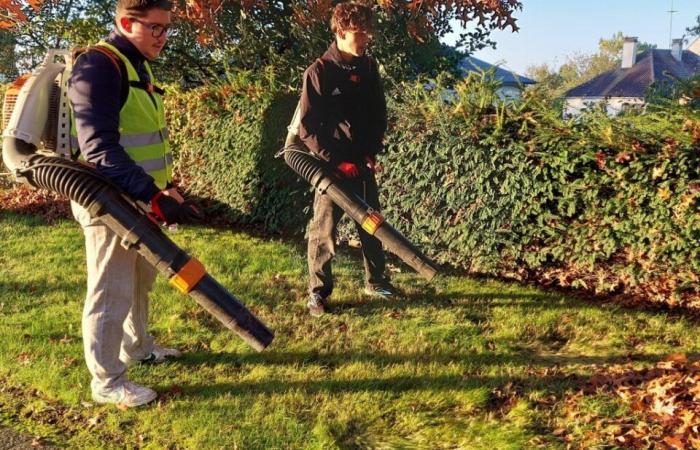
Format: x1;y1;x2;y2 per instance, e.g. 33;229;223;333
379;75;700;302
165;70;308;232
165;71;700;303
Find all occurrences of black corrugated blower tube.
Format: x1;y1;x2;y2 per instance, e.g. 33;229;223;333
3;137;274;351
283;138;438;282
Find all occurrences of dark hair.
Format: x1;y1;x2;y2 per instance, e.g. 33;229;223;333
116;0;173;17
331;2;374;35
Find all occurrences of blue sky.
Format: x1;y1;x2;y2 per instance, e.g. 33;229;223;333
443;0;700;76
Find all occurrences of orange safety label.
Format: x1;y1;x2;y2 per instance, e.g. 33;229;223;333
361;211;384;235
169;257;206;294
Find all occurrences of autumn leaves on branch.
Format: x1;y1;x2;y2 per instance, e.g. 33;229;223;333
0;0;520;44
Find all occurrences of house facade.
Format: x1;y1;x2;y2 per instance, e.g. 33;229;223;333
563;36;700;117
458;56;536;100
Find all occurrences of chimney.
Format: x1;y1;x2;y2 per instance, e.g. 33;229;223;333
621;36;638;69
671;38;683;62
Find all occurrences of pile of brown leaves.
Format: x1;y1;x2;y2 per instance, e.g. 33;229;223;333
0;185;70;222
561;354;700;449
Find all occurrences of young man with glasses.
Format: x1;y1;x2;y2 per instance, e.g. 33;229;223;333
69;0;200;407
290;2;394;317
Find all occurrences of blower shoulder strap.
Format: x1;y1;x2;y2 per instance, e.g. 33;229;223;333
69;46;127;160
72;45;125;80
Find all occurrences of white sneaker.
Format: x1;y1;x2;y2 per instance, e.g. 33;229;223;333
92;381;157;407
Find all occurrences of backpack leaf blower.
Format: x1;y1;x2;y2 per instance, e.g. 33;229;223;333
2;50;273;351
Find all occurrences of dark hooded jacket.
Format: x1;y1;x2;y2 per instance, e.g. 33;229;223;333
298;41;387;166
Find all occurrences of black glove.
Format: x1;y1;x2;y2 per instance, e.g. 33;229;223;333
151;191;204;225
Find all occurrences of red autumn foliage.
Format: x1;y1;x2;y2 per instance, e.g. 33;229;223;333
0;0;42;29
175;0;520;45
1;0;520;48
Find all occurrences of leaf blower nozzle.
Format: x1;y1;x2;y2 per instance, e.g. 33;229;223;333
3;138;274;350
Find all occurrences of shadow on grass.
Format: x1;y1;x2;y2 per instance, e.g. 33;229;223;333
182;373;511;397
329;282;700;326
0;280;79;295
333;290;564;314
327;284;630;324
167;349;686;412
172;372;593;410
176;349;672;372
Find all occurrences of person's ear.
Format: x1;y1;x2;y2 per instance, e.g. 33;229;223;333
336;30;345;40
119;16;133;34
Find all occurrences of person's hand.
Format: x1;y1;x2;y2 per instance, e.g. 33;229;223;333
365;156;376;173
337;161;360;178
150;190;204;225
365;155;383;174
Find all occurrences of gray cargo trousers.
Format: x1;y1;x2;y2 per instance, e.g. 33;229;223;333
307;170;388;298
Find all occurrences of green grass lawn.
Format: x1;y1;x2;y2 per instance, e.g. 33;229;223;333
1;211;698;449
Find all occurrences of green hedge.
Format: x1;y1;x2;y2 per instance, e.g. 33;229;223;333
379;76;700;301
166;72;700;303
165;71;307;232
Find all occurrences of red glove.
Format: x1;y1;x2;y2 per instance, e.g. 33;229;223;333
151;191;204;225
337;161;359;178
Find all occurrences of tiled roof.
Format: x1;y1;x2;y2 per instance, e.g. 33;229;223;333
458;56;536;86
565;49;700;98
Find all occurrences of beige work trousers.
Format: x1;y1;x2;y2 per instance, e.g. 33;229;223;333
71;201;156;394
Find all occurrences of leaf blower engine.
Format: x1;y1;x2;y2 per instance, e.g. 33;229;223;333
2;50;273;351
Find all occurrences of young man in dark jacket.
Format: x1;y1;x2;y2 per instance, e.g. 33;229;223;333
69;0;200;407
293;2;394;317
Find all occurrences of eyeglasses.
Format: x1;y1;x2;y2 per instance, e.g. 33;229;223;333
131;18;173;38
346;29;374;40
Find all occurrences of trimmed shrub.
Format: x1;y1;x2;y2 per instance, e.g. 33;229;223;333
379;75;700;303
165;71;700;305
165;71;309;232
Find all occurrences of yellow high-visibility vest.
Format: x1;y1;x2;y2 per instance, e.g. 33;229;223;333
71;41;172;189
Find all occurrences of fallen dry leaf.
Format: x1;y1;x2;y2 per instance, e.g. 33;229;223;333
666;353;688;364
558;355;700;448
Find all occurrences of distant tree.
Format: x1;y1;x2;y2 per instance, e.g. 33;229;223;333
0;29;18;81
688;15;700;37
0;1;113;74
524;62;563;93
526;32;655;97
0;0;523;85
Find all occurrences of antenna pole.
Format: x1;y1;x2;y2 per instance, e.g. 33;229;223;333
668;0;678;47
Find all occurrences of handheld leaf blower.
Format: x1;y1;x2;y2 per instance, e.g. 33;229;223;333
282;124;438;282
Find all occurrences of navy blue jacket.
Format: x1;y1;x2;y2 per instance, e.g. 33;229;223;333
68;30;161;203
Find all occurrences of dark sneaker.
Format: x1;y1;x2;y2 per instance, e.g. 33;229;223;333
364;284;395;298
122;345;183;367
307;293;327;317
